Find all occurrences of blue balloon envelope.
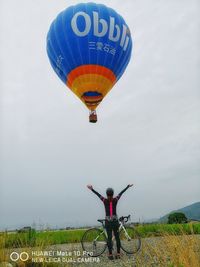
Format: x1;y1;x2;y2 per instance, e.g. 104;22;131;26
47;3;132;121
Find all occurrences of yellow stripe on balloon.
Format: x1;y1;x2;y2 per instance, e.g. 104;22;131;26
68;74;113;110
66;65;116;110
71;74;113;96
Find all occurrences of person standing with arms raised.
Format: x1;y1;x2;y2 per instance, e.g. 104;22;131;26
87;184;133;260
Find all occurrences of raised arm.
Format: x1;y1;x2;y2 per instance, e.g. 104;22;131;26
87;185;104;202
116;184;133;200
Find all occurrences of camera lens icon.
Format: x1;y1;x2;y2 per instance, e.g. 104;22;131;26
10;252;29;262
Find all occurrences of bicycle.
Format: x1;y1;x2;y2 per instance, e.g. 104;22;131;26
81;215;141;257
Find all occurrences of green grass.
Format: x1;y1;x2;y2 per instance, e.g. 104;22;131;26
36;229;85;245
1;225;200;266
136;222;200;238
1;223;200;248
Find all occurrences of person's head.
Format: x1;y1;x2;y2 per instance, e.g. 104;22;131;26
106;187;114;199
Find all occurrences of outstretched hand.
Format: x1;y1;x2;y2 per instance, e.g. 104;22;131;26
87;184;93;190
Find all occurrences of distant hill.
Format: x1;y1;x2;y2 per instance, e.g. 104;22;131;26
159;202;200;222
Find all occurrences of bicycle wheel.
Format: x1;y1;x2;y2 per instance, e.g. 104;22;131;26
120;226;141;254
81;228;107;257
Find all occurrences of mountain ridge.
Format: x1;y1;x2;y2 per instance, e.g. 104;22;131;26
159;202;200;222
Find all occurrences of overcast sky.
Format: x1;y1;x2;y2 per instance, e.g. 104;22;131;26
0;0;200;230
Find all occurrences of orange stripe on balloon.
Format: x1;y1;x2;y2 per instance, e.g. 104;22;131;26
67;65;116;87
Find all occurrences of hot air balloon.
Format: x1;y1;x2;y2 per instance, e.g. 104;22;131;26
47;3;132;123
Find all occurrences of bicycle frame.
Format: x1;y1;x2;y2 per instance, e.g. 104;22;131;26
96;220;131;242
119;223;132;241
81;215;141;256
94;229;106;244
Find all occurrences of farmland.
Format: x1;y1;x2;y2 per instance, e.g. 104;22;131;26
1;222;200;248
0;223;200;266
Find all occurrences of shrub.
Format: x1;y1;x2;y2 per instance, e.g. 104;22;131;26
168;212;188;224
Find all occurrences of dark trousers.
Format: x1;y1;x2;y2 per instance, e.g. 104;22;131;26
105;220;121;254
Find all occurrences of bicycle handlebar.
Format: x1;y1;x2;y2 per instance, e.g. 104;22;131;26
119;215;131;223
97;215;131;224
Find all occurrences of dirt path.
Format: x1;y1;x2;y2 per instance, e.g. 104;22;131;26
48;235;200;267
3;235;200;267
39;242;136;267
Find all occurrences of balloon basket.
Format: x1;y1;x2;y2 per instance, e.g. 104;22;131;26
89;111;97;123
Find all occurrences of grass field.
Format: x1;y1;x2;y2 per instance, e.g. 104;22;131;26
1;222;200;248
0;223;200;266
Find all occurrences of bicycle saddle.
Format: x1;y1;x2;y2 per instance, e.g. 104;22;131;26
97;219;105;223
